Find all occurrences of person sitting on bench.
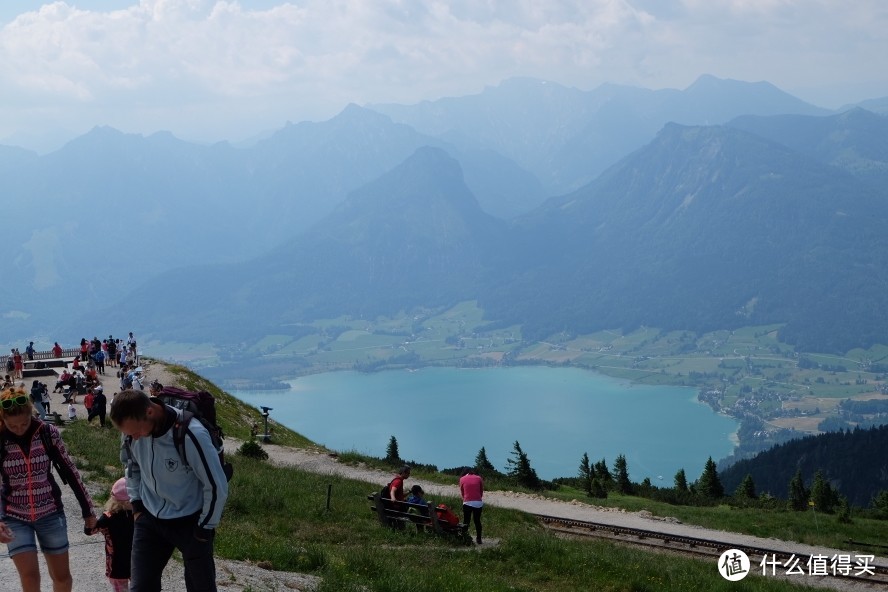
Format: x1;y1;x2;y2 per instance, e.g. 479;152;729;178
54;369;73;393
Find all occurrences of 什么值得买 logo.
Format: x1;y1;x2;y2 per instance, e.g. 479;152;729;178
718;549;750;581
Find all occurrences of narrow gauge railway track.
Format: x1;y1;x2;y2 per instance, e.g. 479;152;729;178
536;514;888;589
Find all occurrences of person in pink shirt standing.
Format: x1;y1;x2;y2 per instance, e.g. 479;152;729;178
459;468;484;544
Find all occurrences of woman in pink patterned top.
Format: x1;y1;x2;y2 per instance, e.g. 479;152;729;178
0;386;97;592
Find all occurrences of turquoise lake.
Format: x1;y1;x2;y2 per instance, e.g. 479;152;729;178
230;366;738;482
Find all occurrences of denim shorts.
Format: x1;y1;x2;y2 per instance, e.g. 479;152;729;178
3;511;69;557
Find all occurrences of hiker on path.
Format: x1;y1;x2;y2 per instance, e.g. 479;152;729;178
0;387;97;592
88;387;108;428
110;389;229;592
460;468;485;544
29;380;47;420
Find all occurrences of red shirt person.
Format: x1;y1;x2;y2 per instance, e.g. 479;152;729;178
459;469;485;544
388;465;411;509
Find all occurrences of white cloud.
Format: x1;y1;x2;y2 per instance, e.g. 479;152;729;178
0;0;886;148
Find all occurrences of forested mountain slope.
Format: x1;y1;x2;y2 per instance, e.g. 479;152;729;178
719;425;888;507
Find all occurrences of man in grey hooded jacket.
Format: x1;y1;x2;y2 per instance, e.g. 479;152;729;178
111;389;229;592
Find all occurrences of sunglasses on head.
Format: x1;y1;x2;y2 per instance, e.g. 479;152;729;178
1;395;29;410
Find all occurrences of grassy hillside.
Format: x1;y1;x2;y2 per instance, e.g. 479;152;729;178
57;363;877;591
156;361;313;447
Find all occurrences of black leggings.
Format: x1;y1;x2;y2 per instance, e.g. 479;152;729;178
88;408;107;427
462;504;482;541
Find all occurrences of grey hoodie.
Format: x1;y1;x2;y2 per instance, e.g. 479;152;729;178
124;405;228;530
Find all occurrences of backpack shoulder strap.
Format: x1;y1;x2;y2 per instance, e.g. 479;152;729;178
121;433;135;477
173;409;195;468
38;424;69;485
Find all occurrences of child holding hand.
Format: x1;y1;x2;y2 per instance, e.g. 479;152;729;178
90;477;134;591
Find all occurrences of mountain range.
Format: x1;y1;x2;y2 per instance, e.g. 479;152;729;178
1;75;887;354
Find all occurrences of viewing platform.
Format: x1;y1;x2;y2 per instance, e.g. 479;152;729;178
1;347;84;378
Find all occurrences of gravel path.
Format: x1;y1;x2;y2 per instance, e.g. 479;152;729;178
5;362;884;591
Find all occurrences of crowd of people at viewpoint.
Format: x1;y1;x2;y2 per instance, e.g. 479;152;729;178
0;334;230;592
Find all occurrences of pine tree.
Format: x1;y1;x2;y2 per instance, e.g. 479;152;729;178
809;470;837;513
788;469;809;511
578;452;593;495
590;478;608;499
697;457;724;499
837;496;852;524
595;458;613;488
872;490;888;517
674;468;688;492
505;440;542;490
735;474;757;499
385;435;401;465
613;454;632;494
474;446;495;473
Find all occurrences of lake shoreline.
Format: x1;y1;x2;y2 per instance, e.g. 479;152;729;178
229;365;740;482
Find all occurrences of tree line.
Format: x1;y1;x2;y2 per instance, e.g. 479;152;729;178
380;433;888;523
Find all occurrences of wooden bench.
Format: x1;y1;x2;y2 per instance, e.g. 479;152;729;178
367;491;469;541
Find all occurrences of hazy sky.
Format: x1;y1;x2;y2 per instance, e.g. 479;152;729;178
1;0;887;150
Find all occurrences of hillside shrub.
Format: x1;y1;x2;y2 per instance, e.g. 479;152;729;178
238;438;269;461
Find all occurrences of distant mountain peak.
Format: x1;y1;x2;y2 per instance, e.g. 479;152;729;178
398;145;461;175
685;75;821;107
338;145;480;216
332;103;393;125
493;77;566;90
687;74;776;91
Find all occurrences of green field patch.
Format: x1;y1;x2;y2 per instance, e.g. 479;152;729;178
437;300;485;323
729;324;782;339
717;358;747;370
337;329;372;342
847;343;888;364
367;314;412;333
783;396;842;413
562;335;611;351
328;333;403;352
279;334;325;354
420;303;493;338
573;351;632;368
642;330;697;356
604;326;661;351
247;334;294;353
517;342;559;359
583;329;626;344
807;382;872;398
669;356;722;373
